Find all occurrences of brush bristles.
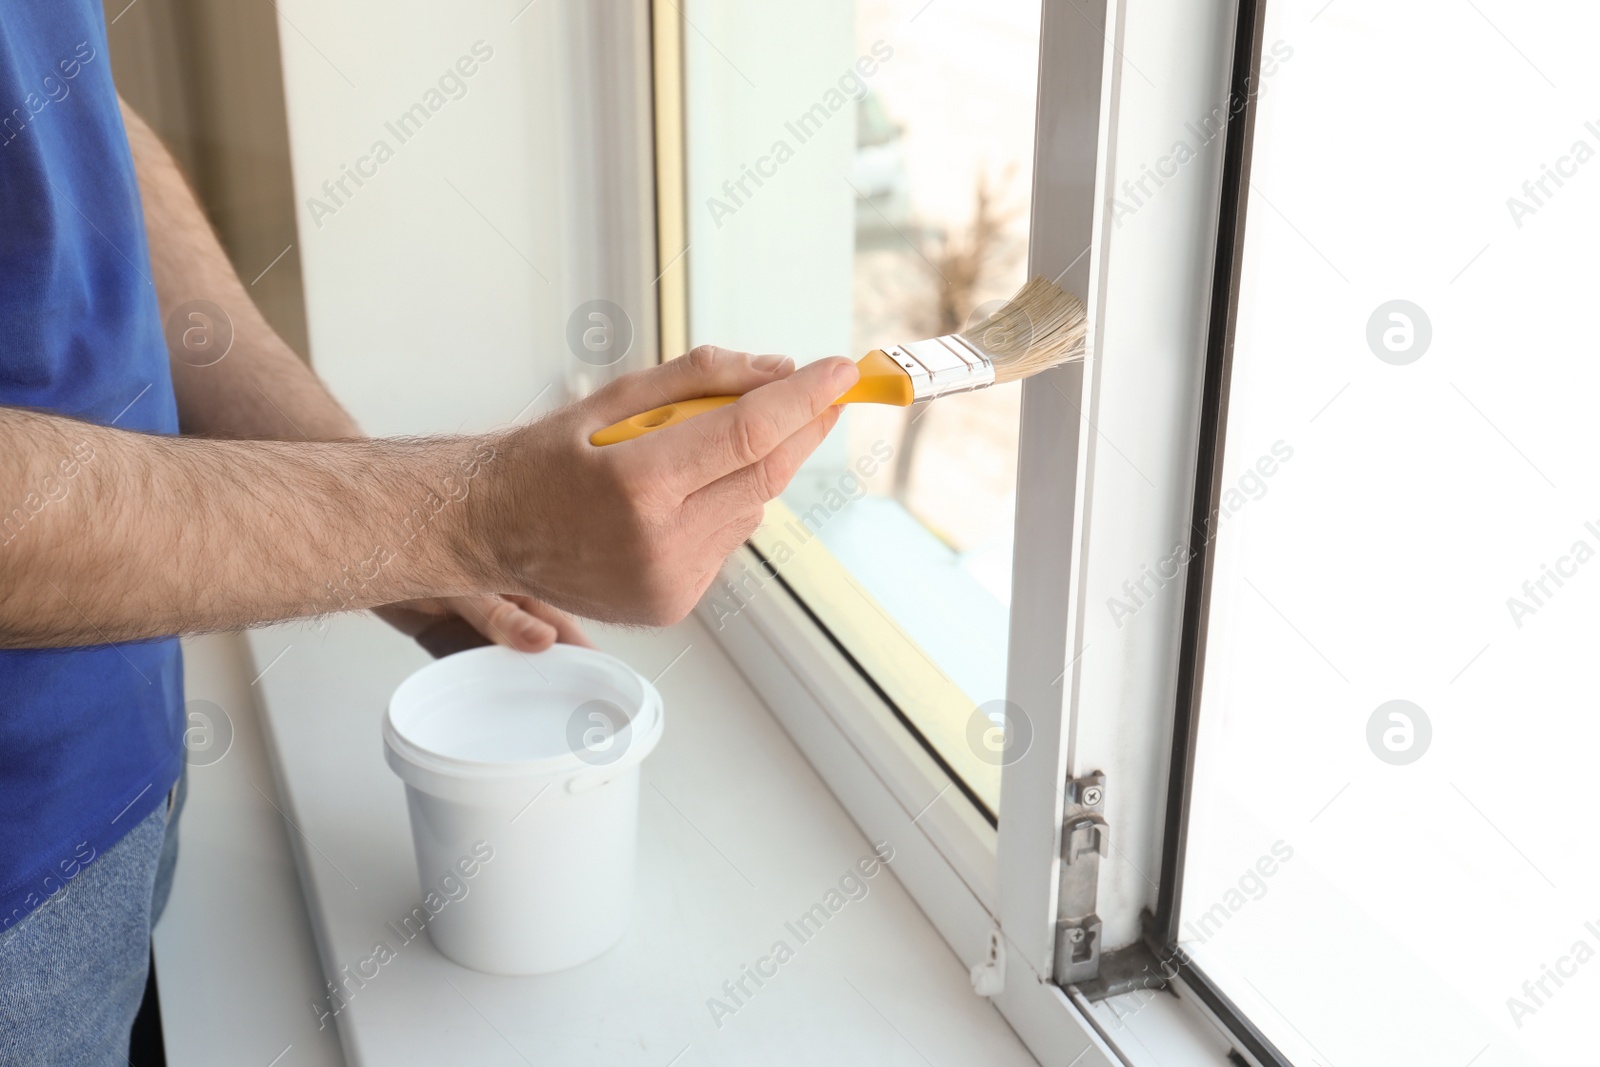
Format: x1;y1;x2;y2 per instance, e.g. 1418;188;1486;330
957;277;1087;384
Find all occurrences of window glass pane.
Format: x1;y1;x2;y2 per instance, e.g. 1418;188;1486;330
1180;3;1598;1063
684;0;1041;815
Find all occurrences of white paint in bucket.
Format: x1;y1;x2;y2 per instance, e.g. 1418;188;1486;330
384;644;664;975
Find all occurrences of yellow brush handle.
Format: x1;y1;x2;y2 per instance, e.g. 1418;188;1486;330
589;349;914;446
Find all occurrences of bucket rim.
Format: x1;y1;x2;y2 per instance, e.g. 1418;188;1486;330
383;643;664;785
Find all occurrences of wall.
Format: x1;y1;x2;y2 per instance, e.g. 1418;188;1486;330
108;0;572;435
104;0;309;357
272;0;570;437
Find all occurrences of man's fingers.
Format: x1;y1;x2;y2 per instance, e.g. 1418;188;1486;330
688;404;841;518
503;595;595;648
457;595;559;652
644;357;858;494
584;346;795;428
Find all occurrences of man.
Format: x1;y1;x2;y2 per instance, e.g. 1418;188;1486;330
0;3;856;1063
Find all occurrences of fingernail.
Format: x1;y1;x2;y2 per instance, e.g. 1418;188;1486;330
832;359;860;387
753;354;794;374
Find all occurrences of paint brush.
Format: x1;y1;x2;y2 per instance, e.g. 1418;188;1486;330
590;276;1088;445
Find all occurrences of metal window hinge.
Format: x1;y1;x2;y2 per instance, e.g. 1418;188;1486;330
1053;771;1108;985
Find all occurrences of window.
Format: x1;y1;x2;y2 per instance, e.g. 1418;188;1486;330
684;3;1120;1064
1160;1;1600;1064
682;0;1594;1063
682;0;1042;818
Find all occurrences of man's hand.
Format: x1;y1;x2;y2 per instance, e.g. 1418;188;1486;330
460;346;858;627
382;346;855;648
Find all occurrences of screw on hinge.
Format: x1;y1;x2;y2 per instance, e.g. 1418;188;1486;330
1082;785;1103;806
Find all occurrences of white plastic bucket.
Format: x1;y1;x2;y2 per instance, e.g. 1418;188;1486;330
383;644;664;975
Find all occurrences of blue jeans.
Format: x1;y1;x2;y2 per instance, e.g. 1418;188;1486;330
0;771;185;1066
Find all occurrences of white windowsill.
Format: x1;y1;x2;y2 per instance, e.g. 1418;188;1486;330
154;631;347;1067
155;614;1041;1065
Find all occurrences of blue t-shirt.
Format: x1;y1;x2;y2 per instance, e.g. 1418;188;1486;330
0;2;184;930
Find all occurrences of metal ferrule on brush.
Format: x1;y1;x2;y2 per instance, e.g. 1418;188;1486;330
881;335;996;402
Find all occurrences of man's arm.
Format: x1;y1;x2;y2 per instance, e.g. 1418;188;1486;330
0;348;858;648
122;98;570;650
0;411;482;646
122;98;358;441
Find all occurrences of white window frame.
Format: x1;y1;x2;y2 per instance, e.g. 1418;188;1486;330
685;0;1267;1061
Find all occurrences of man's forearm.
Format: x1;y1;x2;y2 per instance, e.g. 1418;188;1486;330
122;99;358;442
0;409;495;648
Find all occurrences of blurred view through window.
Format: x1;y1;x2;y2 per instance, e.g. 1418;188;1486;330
747;0;1041;815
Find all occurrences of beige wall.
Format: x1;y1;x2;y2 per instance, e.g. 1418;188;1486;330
103;0;310;358
270;3;569;438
